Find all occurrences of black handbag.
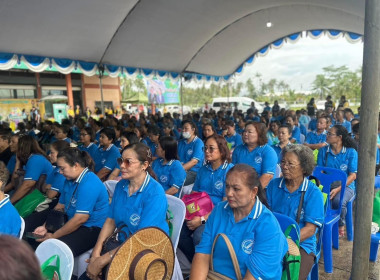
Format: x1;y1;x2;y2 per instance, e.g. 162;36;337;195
45;182;79;233
100;225;129;255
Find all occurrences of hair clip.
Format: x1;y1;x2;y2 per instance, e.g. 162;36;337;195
147;148;152;159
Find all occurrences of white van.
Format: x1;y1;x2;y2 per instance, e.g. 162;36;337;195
211;97;263;113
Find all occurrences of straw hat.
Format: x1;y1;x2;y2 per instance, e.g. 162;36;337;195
106;227;174;280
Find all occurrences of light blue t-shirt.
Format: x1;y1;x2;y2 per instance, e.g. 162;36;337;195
225;133;243;150
266;177;324;255
59;168;109;228
152;158;186;197
46;166;66;193
232;144;277;176
24;154;53;182
78;143;99;163
94;144;121;173
108;174;169;242
317;145;358;191
306;130;327;145
196;200;288;279
192;161;234;205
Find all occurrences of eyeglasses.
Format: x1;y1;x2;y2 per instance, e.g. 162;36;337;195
117;157;139;167
280;161;300;169
326;132;337;136
204;146;219;153
80;133;89;136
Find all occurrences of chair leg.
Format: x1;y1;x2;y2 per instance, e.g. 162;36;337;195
346;201;354;241
311;262;319;280
369;238;379;262
332;222;339;250
323;225;333;273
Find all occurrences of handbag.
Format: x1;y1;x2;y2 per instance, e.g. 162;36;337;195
373;191;380;226
207;233;242;280
14;188;46;218
281;224;301;280
101;225;129;255
182;192;214;220
45;182;79;233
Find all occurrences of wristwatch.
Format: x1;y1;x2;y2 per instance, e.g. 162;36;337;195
201;216;206;224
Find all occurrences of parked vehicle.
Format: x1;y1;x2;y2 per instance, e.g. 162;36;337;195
210;97;263;113
164;105;191;115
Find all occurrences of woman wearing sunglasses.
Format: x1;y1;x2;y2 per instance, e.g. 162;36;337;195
152;136;186;197
178;134;233;263
83;143;169;280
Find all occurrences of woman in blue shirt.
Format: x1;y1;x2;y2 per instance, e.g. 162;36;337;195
191;164;288;280
232;121;277;188
285;115;301;143
272;123;292;163
84;143;168;280
179;135;234;262
152;136;186;196
78;127;98;162
32;148;109;257
267;144;324;279
317;124;358;238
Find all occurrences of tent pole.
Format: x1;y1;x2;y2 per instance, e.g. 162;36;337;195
180;74;184;118
352;0;380;278
99;66;105;116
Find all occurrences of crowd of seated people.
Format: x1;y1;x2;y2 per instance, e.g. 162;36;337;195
0;96;366;279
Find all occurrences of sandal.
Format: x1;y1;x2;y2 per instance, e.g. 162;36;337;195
339;228;345;238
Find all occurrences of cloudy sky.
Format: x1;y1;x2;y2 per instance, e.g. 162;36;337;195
234;33;363;92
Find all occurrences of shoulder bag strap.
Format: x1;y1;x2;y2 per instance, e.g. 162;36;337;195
210;233;243;280
65;182;80;213
296;191;306;224
324;148;329;167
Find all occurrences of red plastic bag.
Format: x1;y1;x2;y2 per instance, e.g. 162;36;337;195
182;192;214;220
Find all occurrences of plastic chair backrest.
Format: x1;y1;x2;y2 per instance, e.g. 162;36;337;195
312;166;347;216
19;217;25;239
300;134;305;144
35;239;74;280
166;194;186;250
273;212;300;242
375;175;380;189
274;164;282;179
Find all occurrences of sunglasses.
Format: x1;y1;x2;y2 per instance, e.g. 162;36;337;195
117;157;140;167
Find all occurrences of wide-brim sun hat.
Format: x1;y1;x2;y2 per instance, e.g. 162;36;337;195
106;227;174;280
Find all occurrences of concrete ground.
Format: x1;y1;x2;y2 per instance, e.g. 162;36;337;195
318;237;379;280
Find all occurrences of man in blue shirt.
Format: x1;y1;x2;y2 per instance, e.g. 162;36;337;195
335;109;352;133
0;161;21;237
304;116;328;150
224;120;243;152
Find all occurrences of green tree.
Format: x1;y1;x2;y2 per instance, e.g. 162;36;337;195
312;74;331;99
246;78;256;98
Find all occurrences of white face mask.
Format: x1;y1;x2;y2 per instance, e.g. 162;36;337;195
182;131;191;139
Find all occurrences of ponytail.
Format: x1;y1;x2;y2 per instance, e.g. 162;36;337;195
146;165;157;181
334;125;358;150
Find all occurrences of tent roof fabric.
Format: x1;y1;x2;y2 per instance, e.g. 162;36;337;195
0;0;365;78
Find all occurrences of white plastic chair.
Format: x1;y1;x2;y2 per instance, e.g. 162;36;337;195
73;249;92;277
166;194;186;280
274;164;282;179
18;216;25;239
299;134;305;144
35;239;74;280
103;180;118;198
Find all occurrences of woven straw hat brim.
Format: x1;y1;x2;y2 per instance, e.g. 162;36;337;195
286;238;300;256
106;227;174;280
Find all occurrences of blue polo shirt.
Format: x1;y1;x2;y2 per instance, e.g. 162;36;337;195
225;133;243;150
266;178;324;255
306;130;327;145
291;126;301;143
46;166;66;193
192;161;234;205
271;142;291;164
232;144;277;176
7;154;16;174
0;194;21;237
59;168;109;228
152;159;186;197
108;174;169;242
196;200;288;279
94;144;121;173
335;120;352;133
24;154;53;182
78;142;99;163
317;145;358;191
178;136;204;172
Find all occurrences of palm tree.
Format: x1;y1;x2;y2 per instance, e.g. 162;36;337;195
312;74;330;99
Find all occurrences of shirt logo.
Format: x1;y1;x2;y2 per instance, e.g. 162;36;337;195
160;175;168;183
241;239;254;254
340;164;348;171
255;156;262;164
187;149;193;156
70;198;77;208
101;159;106;164
130;214;141;226
214;180;223;190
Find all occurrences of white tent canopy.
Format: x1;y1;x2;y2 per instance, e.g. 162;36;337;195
0;0;365;79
